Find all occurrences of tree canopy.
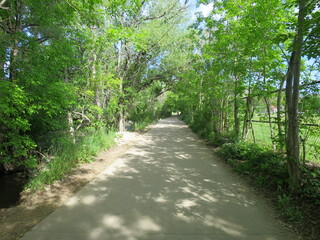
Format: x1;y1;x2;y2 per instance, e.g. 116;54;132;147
0;0;319;188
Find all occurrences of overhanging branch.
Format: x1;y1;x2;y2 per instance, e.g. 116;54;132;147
0;0;9;9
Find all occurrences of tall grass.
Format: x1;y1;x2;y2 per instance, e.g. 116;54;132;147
26;128;116;190
132;120;152;131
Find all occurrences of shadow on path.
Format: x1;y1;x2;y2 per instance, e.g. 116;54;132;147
20;117;296;240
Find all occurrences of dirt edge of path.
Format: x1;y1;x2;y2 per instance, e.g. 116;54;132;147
0;131;142;240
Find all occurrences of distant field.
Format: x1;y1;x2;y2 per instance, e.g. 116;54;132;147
243;116;320;164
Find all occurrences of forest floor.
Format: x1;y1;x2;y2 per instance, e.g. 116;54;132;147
0;130;143;240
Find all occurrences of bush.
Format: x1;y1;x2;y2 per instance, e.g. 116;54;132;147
218;141;288;188
132;120;152;131
0;82;37;170
26;128;116;190
299;167;320;205
180;111;213;139
277;193;303;221
207;132;238;146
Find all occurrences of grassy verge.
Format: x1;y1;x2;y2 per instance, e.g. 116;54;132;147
26;129;116;190
131;116;159;132
132;120;152;131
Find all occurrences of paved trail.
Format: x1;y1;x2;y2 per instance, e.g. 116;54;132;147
21;117;297;240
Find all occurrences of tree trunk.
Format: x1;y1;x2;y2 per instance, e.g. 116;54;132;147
0;60;4;80
285;0;306;188
233;76;240;136
117;40;125;132
242;75;253;140
199;77;203;111
68;112;75;144
242;96;250;140
220;99;225;134
8;1;23;81
220;100;224;133
250;117;256;144
264;97;276;150
277;74;286;150
224;96;230;132
119;106;125;132
0;47;5;80
211;108;219;136
9;42;19;81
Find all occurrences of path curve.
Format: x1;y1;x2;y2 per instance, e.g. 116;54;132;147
21;117;297;240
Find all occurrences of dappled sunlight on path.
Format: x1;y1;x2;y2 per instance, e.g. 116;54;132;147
20;117;296;240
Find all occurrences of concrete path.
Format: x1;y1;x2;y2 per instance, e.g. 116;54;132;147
20;117;297;240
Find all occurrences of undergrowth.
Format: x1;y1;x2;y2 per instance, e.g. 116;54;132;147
132;118;153;131
26;128;116;190
218;142;289;188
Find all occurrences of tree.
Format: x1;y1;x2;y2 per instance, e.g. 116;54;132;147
0;0;193;171
179;0;319;187
284;0;319;187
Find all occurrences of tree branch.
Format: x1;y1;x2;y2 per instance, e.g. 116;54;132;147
243;79;320;99
36;37;49;43
0;0;9;9
306;0;318;9
23;23;39;29
142;0;186;21
72;111;91;122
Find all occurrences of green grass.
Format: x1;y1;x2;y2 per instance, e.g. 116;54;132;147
132;121;151;131
243;118;320;163
26;128;116;190
131;116;157;131
245;122;273;145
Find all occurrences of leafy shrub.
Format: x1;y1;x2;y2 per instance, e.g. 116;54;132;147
181;110;213;139
218;141;288;188
277;193;303;222
132;120;152;131
0;82;38;170
208;132;238;146
299;167;320;205
26;129;116;190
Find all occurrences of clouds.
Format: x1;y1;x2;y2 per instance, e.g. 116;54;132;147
197;3;213;17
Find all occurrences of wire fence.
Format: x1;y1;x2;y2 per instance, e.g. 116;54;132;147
244;116;320;164
240;78;320;164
